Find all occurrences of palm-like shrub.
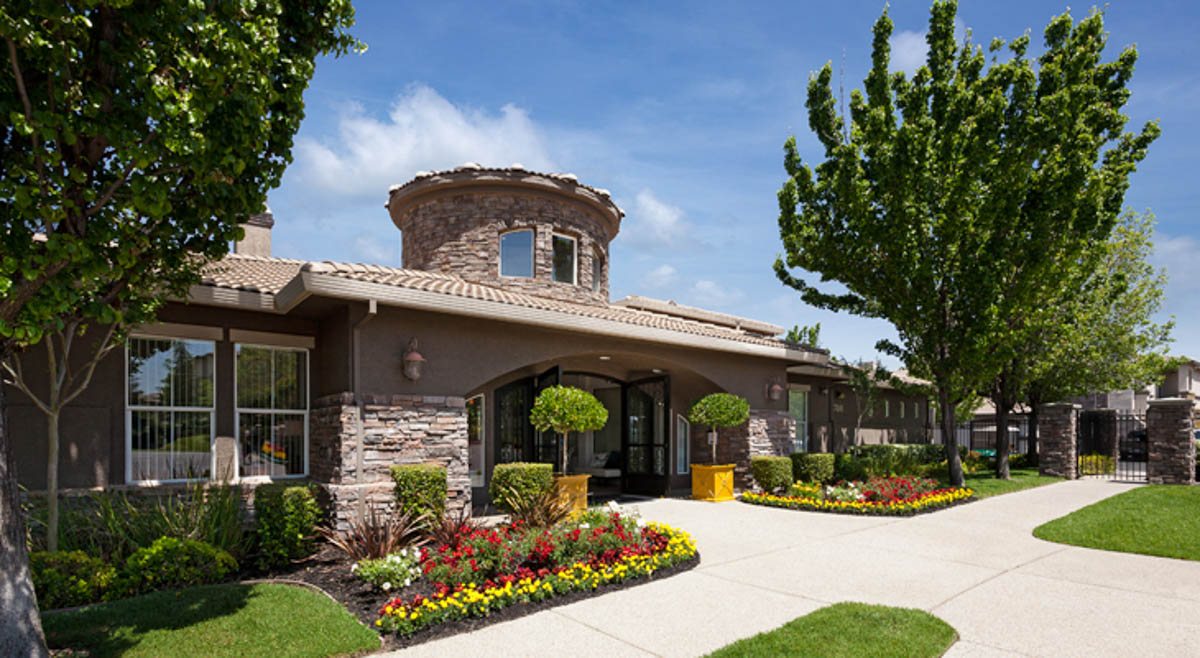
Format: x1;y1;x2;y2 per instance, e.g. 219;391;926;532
529;385;609;475
318;507;427;563
497;484;574;529
688;393;750;465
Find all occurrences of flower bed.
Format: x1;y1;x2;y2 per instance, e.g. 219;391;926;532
741;476;975;515
376;507;697;637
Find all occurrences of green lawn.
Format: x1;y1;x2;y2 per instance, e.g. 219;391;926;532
936;467;1063;498
1033;485;1200;561
706;602;957;658
42;583;379;658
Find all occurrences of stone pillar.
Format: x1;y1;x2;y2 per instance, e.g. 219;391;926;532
309;392;470;530
1038;403;1079;479
1146;398;1196;485
721;410;797;490
212;436;237;483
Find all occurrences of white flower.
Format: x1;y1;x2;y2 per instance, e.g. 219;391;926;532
350;563;359;573
404;578;412;587
606;500;620;511
579;522;590;529
382;582;392;591
636;518;647;528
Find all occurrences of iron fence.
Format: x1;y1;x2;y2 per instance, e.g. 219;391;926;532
1077;410;1147;482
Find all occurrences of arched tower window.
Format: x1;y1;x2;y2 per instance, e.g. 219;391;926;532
500;229;534;278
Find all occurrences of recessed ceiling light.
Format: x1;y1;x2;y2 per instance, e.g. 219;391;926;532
598;355;611;361
651;368;663;374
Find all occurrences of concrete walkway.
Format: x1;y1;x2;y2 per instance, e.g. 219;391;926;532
383;480;1200;657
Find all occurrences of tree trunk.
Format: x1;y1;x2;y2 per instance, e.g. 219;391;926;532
710;429;717;465
45;413;59;553
1027;402;1040;459
0;364;50;656
995;403;1011;480
940;389;965;487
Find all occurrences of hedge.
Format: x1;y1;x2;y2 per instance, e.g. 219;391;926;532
253;484;321;570
391;464;448;522
750;456;793;493
489;462;554;512
790;453;835;483
30;550;115;610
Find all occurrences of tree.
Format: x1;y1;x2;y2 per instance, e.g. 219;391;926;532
529;386;609;476
1014;211;1175;460
841;360;886;447
786;322;821;348
0;3;361;653
688;393;750;465
775;1;1158;487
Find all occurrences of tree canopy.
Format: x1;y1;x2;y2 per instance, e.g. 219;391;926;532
530;385;608;475
775;0;1158;486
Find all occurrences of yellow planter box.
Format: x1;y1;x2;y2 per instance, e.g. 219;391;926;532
555;474;591;512
691;464;735;502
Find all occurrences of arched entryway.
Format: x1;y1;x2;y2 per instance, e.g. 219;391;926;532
467;352;725;508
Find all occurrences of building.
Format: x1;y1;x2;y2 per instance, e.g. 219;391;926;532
6;165;926;524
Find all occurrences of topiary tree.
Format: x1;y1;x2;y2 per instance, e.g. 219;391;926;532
529;386;608;476
689;393;750;465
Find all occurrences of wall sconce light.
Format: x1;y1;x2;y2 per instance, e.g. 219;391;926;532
402;338;426;382
835;390;846;400
765;377;785;402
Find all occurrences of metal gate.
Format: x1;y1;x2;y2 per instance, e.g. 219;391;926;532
1077;410;1147;482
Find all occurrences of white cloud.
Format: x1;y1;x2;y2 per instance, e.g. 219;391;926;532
689;279;744;308
641;264;678;288
291;84;557;202
617;189;697;252
353;233;397;264
889;19;967;74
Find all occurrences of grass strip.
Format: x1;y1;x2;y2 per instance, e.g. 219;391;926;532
706;602;957;658
1033;485;1200;561
42;582;379;658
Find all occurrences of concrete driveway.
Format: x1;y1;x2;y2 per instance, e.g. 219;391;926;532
384;480;1200;657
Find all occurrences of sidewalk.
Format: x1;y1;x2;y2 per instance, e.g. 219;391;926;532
381;480;1200;657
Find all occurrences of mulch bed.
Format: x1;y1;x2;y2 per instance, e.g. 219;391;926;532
259;543;701;650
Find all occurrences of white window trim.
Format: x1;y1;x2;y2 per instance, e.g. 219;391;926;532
591;252;603;292
467;393;486;487
234;342;310;482
552;233;577;285
884;399;890;417
499;228;535;279
125;335;217;485
676;414;690;474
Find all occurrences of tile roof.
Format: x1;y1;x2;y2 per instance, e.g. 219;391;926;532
199;254;796;349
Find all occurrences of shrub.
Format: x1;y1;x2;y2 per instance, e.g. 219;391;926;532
318;507;426;563
390;464;447;523
791;453;835;483
1078;454;1116;476
119;537;237;596
689;393;751;465
29;550;115;610
354;547;422;591
426;506;484;547
1009;452;1038;469
750;456;793;493
529;386;609;474
499;483;574;528
489;462;554;513
833;453;868;482
253;484;321;570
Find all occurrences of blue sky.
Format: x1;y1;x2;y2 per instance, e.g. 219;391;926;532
267;0;1200;365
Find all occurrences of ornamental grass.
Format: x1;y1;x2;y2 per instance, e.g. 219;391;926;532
375;509;697;636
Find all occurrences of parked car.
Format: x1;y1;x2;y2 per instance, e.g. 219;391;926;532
1121;429;1148;461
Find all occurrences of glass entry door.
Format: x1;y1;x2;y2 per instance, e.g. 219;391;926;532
623;376;669;495
533;365;561;469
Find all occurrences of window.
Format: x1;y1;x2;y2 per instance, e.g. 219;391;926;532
676;415;690;474
236;345;308;477
500;230;534;278
127;337;215;483
467;394;485;487
884;399;890;417
900;400;906;419
552;234;576;284
591;254;603;292
789;389;808;452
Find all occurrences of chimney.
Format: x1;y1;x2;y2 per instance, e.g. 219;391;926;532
235;206;273;257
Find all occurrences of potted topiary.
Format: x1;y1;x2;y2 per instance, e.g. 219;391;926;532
529;385;609;511
688;392;750;502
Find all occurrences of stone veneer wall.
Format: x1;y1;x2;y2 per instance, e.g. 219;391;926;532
1146;398;1196;485
398;192;609;305
705;409;796;490
310;392;469;529
1038;402;1079;479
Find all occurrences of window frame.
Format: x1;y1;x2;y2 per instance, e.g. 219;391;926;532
591;252;603;292
551;232;577;285
675;414;690;474
124;335;217;485
233;342;310;481
499;229;535;279
467;393;486;488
